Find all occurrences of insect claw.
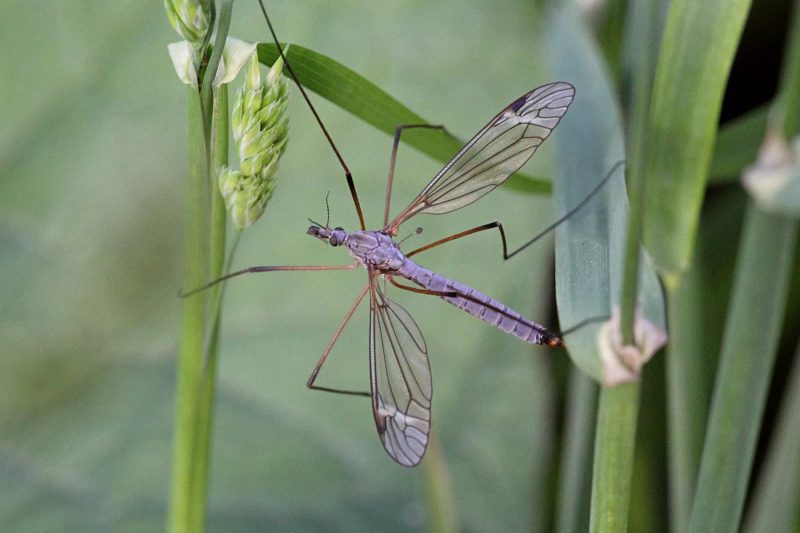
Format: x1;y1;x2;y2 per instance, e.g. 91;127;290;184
547;336;565;348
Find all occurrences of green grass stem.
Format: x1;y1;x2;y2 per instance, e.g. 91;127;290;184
619;0;659;345
168;4;233;531
590;382;641;532
168;84;211;533
186;82;229;533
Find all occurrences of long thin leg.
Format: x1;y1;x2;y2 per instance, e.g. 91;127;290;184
384;124;445;226
306;284;371;397
388;276;458;297
406;160;625;260
257;1;366;230
406;222;511;259
181;262;359;297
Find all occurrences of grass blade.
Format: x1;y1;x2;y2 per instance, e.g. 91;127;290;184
709;106;769;183
544;4;665;383
643;0;753;277
257;43;550;194
555;369;597;533
422;435;457;533
664;188;746;532
742;340;800;533
688;206;798;532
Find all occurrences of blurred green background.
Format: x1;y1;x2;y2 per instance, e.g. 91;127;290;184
0;1;578;530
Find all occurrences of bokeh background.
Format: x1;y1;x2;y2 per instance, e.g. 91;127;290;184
2;0;796;531
1;1;570;531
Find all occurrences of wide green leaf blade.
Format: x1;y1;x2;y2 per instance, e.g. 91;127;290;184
545;7;666;382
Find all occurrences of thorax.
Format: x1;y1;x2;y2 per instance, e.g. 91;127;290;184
345;230;406;271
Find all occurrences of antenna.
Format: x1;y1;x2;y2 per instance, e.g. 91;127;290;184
256;1;366;230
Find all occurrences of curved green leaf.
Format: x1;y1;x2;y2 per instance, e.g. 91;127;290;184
545;7;666;383
642;0;753;276
257;43;550;194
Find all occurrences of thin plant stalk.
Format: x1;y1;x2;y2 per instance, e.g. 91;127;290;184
664;277;713;533
590;382;641;532
586;1;659;529
200;1;233;139
622;0;706;530
168;84;211;533
619;0;659;345
422;433;457;533
188;83;229;533
555;369;597;533
168;3;234;531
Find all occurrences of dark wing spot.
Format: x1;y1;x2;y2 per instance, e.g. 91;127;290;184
509;95;527;113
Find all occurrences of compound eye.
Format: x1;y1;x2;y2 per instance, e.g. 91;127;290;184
329;234;340;246
334;226;344;232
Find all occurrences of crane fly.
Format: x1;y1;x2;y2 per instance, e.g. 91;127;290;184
211;3;576;466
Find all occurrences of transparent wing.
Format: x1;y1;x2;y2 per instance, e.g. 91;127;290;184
369;278;432;467
389;82;575;228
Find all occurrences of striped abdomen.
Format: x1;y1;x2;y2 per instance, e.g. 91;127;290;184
399;259;561;347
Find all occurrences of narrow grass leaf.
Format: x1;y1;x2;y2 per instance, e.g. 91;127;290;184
689;206;798;532
555;369;597;533
257;43;550;194
742;340;800;533
422;435;458;533
643;0;753;276
665;188;747;532
709;105;769;183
